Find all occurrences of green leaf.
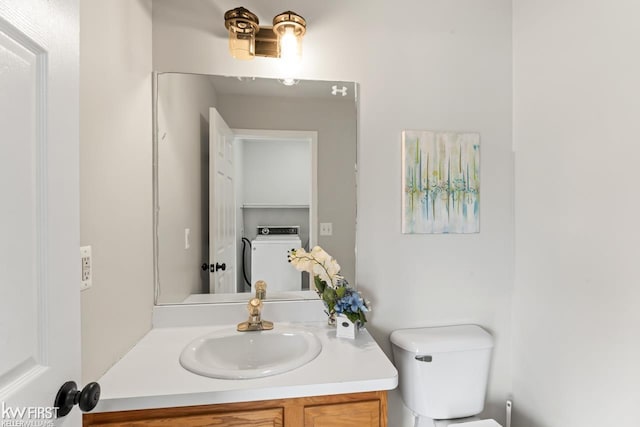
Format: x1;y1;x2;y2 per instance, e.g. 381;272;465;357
358;311;367;324
314;276;326;293
346;312;358;323
322;287;336;303
336;286;346;298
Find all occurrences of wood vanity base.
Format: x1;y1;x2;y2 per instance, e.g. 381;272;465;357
83;390;388;427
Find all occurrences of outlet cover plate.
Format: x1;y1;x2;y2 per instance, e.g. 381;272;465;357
80;245;92;291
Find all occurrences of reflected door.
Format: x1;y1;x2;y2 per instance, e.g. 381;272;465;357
209;108;236;293
0;0;81;423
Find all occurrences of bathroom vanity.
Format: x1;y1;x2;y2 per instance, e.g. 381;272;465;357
83;301;397;427
84;390;387;426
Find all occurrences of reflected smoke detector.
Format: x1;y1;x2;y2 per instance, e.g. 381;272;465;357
331;85;348;96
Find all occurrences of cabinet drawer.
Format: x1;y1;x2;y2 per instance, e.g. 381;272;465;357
304;400;380;427
88;407;283;427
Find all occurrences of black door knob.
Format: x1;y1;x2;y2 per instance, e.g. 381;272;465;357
54;381;101;417
203;262;227;272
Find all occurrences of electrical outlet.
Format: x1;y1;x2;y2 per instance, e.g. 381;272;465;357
80;246;92;291
320;222;333;236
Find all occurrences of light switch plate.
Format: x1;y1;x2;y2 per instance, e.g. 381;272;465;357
80;245;92;291
320;222;333;236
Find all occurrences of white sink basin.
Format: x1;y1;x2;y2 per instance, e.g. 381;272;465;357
179;328;322;379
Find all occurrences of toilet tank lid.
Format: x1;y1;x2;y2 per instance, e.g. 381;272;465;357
390;325;493;353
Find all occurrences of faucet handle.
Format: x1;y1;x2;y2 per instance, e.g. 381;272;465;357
237;297;273;331
248;297;262;316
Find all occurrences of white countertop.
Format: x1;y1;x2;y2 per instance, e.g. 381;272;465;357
94;321;398;413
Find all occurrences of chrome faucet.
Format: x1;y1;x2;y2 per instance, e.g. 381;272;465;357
237;297;273;332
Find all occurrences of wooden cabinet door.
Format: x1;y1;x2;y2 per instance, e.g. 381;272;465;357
304;400;380;427
88;408;283;427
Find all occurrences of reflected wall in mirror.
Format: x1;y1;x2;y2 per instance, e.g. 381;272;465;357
155;73;358;304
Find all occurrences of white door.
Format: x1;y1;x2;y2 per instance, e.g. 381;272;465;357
209;108;236;294
0;0;81;425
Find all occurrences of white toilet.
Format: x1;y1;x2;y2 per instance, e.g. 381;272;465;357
390;324;501;427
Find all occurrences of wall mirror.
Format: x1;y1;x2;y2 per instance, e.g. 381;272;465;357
154;72;358;304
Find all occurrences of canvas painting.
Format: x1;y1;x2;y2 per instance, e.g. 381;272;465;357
402;130;480;234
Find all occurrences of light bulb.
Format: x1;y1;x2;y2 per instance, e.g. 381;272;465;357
279;26;300;62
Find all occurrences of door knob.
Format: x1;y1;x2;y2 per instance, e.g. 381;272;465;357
54;381;101;417
202;262;226;272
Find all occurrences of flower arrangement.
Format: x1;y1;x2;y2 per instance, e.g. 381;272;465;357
288;246;369;325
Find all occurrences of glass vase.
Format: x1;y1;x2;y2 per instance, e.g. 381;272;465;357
327;310;337;326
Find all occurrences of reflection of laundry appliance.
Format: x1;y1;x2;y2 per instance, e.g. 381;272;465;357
251;226;301;292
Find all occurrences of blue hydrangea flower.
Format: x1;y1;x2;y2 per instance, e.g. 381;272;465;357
335;289;368;315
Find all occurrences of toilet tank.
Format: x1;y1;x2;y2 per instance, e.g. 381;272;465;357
390;325;494;419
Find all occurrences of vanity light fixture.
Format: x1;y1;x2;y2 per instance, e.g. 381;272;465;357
224;7;306;61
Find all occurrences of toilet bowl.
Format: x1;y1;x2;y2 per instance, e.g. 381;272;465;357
390;325;501;427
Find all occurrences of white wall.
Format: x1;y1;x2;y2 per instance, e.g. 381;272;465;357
512;1;640;426
153;1;513;424
80;0;154;381
242;139;311;206
156;73;218;303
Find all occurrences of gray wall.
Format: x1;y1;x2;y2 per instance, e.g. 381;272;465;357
218;94;357;287
512;1;640;425
153;1;513;425
80;0;154;382
156;73;218;303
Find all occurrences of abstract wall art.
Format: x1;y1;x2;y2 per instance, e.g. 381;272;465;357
402;130;480;234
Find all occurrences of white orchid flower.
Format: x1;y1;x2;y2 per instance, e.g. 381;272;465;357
311;263;330;285
289;246;342;287
310;246;329;263
288;248;315;273
325;258;341;278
